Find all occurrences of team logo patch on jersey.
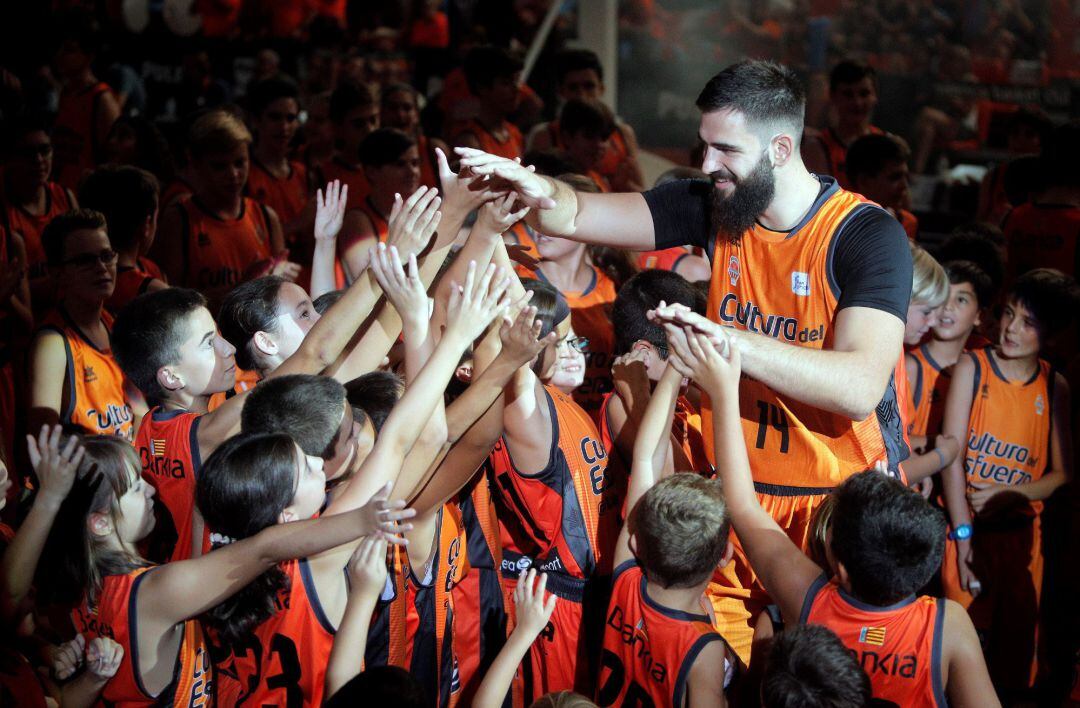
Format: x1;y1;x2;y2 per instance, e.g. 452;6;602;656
791;271;811;296
1035;393;1045;415
83;365;97;383
727;255;740;287
859;626;886;646
151;438;167;457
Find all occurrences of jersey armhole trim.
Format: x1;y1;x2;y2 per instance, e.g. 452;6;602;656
673;634;724;708
129;568;186;701
968;351;982;401
503;389;562;481
911;355;924;409
825;202;878;302
931;600;947;707
299;557;337;635
189;415;203;474
798;573;830;624
611;558;637;584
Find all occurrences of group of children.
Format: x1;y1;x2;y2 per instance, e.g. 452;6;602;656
0;28;1077;708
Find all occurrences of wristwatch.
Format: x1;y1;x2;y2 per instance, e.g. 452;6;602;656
948;523;973;541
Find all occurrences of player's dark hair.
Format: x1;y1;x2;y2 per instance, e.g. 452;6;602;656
944;260;994;309
218;276;288;372
345;371;404;434
697;61;805;140
42;208;108;266
463;46;523;94
36;435;150;607
830;471;946;605
559;99;614;140
358;127;416;168
242;374;347;460
312;289;344;314
196;432;297;646
78;166;160;253
762;624;871;708
829;60;877;92
555;48;604;84
845;134;909;183
325;666;428;708
612;270;702;356
246;76;300;118
111;288;208;401
627;473;730;588
329;80;376;124
939;223;1005;293
1008;268;1080;340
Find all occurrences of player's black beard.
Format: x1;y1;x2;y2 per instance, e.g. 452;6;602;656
709;154;776;243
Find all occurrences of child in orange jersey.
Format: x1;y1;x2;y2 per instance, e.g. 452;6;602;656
29;210;145;440
940;268;1076;698
78;166;169;314
1;115;78;314
556;99;617;192
801;60;882;189
760;625;871;708
667;324;999;708
319;81;380;209
380;82;450;191
595;359;734;707
846;133;919;240
452;46;524;160
10;425;411;708
153;110;299;310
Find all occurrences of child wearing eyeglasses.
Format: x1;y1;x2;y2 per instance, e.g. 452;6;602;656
28;209;146;441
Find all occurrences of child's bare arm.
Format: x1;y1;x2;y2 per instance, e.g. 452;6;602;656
323;536;388;699
939;355;979;595
942;600;1000;708
686;640;729;707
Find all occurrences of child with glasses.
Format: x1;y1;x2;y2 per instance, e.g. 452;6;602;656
28;209;146;441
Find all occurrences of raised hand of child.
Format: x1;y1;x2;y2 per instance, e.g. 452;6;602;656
27;424;86;508
314;180;348;243
445;261;512;344
387;186;442;259
512;568;557;640
498;299;555;367
504;242;540;271
436;147;507;215
369;244;430;334
347;535;389;602
612;350;652;408
475;192;530;237
359;481;416;546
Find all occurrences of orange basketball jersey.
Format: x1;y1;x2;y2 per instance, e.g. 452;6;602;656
71;568;214;707
599;391;711;484
106;257;165;314
211;558;335;707
637;246;691;272
802;575;945;707
37;308;135;440
136;409;208;563
51;82;115;190
963;348;1053;514
2;180;74;300
1003;201;1080;279
907;344;954;438
174;195;273;307
246;159;309;226
460;119;523;161
596;560;728;707
705;183;891;489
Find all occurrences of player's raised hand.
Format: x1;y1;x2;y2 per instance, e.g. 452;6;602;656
346;535;389;602
454;148;557;210
475;192;530;237
664;325;739;396
27;424;86;508
499;298;556;367
445;261;512;343
369;244;429;330
512;568;558;639
386;185;442;258
314;180;348;243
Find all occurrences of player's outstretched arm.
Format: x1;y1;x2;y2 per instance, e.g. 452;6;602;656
941;600;1001;708
670;325;820;623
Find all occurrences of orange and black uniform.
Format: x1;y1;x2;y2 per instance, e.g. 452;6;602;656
598;390;711;483
367;504;468;707
596;560;729;707
2;180;75;307
71;567;214;706
814;125;884;189
37;308;135;440
459;119;523;161
106;256;165;314
801;575;946;707
907;344;955;438
637;246;692;272
51;81;115;190
1002;201;1080;279
135;408;208;563
943;348;1054;690
172;195;274;308
161;177;194;209
210;558;336;706
489;386;618;700
247;158;309;228
643;176;912;618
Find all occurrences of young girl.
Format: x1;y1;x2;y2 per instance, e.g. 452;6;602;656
940;268;1074;697
16;427;412;707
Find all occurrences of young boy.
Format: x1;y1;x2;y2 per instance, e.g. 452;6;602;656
802;60;883;189
245;77;310;233
596;359;733;707
846;133;919;240
664;323;999;707
453;46;524;160
555;99;617;192
940;268;1075;697
319;81;379;210
77;165;168;314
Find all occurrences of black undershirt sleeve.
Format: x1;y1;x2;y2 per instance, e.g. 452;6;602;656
641;179;713;251
831;207;913;322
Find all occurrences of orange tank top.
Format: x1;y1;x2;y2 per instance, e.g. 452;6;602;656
136;408;207;563
596;560;728;707
490;386;618;581
211;558;336;707
801;575;945;707
106;258;164;314
908;344;954;438
599;391;712;485
37;308;134;440
637;246;691;272
51;82;114;190
704;181;891;490
246;159;309;227
964;348;1053;515
339;196;391;286
461;119;523;161
816;125;884;189
175;195;273;307
1003;202;1080;279
898;209;919;241
161;177;194;209
2;180;74;293
71;567;214;707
